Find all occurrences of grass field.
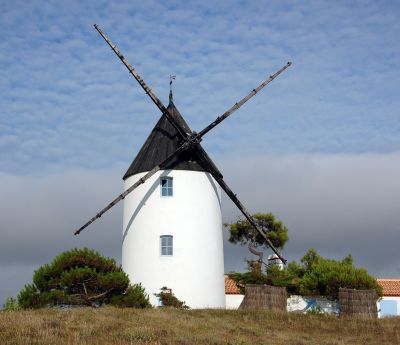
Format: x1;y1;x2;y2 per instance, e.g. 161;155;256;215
1;307;399;345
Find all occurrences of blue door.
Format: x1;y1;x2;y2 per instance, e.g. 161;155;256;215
380;300;397;317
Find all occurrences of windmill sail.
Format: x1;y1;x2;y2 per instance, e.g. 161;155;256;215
75;24;291;264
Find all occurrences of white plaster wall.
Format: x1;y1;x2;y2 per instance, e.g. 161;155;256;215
287;295;339;314
122;170;225;308
377;296;400;318
225;294;339;313
225;294;244;309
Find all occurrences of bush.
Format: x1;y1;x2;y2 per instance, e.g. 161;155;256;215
111;284;151;308
2;297;20;311
154;287;189;309
228;260;269;294
229;260;301;295
265;262;303;295
17;248;149;309
18;284;43;309
299;253;382;298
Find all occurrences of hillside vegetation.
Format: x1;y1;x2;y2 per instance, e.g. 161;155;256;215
229;248;382;298
1;307;399;345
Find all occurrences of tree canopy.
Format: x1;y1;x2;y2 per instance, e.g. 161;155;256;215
227;212;289;250
298;249;381;297
17;248;150;309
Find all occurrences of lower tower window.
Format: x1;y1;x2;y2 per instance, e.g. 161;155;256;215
160;235;173;256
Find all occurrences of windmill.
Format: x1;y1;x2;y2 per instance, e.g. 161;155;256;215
75;24;291;308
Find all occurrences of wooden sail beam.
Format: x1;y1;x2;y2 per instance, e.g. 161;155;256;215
94;24;189;140
194;146;287;264
74;141;190;235
198;62;291;138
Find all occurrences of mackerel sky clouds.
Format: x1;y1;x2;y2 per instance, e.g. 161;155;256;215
1;1;399;304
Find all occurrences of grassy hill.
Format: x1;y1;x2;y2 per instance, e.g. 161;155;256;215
1;307;399;344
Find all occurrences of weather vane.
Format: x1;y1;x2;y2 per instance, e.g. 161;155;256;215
169;75;176;102
169;74;176;91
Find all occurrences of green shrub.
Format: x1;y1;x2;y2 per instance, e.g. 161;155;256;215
306;304;324;315
265;262;302;295
18;284;43;309
111;284;151;308
300;254;382;298
154;287;189;309
17;248;149;309
2;297;20;311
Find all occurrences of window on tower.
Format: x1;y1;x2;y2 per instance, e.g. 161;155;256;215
160;177;173;197
160;235;173;256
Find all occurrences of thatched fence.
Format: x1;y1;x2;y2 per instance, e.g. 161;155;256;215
338;288;378;318
239;285;287;311
234;284;378;317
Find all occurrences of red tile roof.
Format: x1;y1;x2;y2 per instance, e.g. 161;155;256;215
225;277;400;296
377;279;400;296
225;276;241;294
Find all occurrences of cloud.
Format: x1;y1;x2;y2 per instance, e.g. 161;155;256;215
1;152;399;305
220;152;400;275
1;1;399;175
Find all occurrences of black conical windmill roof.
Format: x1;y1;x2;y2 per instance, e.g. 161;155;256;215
123;96;212;180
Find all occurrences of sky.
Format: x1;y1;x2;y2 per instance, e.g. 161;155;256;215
1;0;400;306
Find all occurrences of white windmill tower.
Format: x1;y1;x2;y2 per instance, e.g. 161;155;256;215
121;90;225;307
74;24;290;308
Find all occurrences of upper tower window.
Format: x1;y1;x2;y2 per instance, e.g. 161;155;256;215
161;177;173;197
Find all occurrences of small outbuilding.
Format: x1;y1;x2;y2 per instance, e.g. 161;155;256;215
377;279;400;317
225;276;244;309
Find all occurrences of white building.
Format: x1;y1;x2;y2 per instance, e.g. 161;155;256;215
122;94;225;308
377;279;400;317
225;276;244;309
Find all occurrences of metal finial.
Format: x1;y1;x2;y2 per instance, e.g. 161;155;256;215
169;75;176;104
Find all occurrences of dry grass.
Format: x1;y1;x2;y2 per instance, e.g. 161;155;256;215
0;307;399;345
